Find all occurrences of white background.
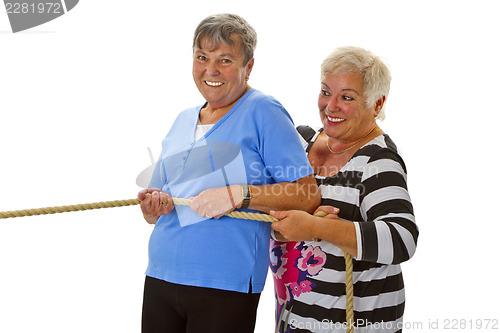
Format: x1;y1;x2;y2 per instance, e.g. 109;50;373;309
1;1;499;332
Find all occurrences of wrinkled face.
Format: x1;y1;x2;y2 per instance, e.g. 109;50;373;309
192;34;254;110
318;72;377;142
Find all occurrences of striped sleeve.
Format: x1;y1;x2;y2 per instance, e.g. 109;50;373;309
355;146;418;265
296;125;320;152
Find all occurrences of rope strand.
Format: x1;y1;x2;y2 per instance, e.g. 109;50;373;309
0;198;141;219
345;251;354;333
0;197;280;222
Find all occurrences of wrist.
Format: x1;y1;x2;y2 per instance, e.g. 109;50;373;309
310;216;322;242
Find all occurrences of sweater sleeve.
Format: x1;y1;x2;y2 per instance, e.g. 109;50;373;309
354;147;418;265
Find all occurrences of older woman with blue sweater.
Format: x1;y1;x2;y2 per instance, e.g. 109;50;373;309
138;13;320;333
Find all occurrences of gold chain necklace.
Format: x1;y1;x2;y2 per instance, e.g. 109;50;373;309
326;127;382;154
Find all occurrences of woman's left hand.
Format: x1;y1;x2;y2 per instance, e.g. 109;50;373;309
190;185;242;219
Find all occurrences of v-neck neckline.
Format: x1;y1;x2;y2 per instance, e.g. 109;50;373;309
194;88;255;142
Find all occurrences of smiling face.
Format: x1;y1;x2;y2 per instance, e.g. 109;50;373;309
318;72;381;144
192;34;254;111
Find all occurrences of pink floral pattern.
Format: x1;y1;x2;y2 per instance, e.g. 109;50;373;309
270;240;327;323
299;280;312;293
289;280;313;297
298;246;327;276
270;242;301;305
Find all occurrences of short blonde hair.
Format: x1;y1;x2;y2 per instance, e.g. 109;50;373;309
321;46;391;120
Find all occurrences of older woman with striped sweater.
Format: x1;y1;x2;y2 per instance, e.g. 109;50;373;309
270;46;418;333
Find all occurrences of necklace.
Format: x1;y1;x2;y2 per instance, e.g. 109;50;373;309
326;127;382;154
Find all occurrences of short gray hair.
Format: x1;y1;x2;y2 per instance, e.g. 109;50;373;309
321;46;391;120
193;13;257;65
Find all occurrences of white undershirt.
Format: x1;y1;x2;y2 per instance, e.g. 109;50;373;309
195;121;214;141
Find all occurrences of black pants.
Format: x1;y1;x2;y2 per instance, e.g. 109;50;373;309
142;276;261;333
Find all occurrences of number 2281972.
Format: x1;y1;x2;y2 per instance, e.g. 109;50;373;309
443;319;498;330
5;2;62;14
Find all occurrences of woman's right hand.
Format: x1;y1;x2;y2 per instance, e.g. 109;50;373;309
138;188;174;224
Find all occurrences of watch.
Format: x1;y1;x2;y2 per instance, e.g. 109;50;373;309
240;184;251;209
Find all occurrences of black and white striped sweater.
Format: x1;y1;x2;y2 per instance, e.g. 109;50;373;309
270;126;418;333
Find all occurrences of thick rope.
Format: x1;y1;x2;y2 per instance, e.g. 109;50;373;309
344;251;354;333
0;197;278;222
0;196;354;332
313;211;354;331
0;198;141;219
